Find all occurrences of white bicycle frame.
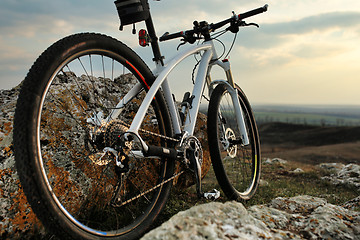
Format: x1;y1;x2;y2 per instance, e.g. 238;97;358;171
108;39;249;154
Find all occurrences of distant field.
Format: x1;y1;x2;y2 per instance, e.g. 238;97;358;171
254;111;360;126
199;104;360;126
253;105;360;126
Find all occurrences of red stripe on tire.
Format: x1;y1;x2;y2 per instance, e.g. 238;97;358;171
126;60;150;90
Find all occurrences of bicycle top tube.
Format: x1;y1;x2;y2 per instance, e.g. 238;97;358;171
159;4;268;42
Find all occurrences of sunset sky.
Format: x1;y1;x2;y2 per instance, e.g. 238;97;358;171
1;0;359;105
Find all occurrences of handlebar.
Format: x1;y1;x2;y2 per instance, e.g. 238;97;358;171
238;4;268;20
160;31;186;42
159;4;268;42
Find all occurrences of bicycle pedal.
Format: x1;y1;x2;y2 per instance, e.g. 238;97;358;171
203;189;220;200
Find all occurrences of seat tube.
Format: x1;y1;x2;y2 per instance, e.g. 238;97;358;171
145;15;164;64
162;78;182;135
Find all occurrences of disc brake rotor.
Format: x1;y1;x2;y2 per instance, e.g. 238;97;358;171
225;128;237;158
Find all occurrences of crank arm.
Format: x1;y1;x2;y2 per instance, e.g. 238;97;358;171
187;148;203;198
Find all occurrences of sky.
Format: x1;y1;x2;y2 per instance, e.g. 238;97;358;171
1;0;360;105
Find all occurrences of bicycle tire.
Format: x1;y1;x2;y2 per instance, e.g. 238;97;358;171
207;83;260;200
14;33;174;240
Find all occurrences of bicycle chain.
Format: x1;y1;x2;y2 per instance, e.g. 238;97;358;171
104;118;185;207
111;170;185;208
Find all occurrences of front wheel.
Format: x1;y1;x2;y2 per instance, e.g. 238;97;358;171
207;83;260;200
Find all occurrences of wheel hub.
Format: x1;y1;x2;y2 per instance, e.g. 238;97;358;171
88;119;129;166
225;128;237;158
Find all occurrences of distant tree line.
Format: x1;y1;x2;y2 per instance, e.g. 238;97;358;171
255;115;360;127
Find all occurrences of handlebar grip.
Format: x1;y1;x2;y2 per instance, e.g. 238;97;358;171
159;31;184;42
238;4;268;20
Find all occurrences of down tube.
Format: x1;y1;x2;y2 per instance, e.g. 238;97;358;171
127;43;213;138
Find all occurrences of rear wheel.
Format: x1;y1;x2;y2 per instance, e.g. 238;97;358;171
14;33;174;239
207;83;260;200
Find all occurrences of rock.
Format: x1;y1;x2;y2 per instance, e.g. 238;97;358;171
259;179;269;186
2;79;360;239
342;196;360;211
1;84;46;239
319;162;346;172
263;157;287;165
321;163;360;190
143;195;360;240
267;195;327;214
291;168;304;173
0;74;211;238
141;201;277;240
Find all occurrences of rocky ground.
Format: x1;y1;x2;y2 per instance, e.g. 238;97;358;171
0;86;45;239
142;195;360;240
142;158;360;240
1;85;360;239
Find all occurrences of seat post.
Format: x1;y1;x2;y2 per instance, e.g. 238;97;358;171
145;15;164;65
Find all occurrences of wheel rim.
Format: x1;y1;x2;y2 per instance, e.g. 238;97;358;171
217;89;258;196
35;49;168;236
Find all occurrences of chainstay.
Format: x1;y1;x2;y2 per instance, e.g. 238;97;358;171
112;118;180;143
111;170;185;208
107;119;183;207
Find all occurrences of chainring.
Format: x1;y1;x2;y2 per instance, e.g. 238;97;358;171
182;136;203;170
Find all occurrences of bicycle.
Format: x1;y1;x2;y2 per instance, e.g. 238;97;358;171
13;1;267;239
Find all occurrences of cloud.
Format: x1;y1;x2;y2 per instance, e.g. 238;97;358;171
150;0;264;33
0;0;118;35
237;11;360;49
263;11;360;35
0;0;146;90
0;37;34;86
1;0;359;105
291;43;346;59
0;0;112;19
228;11;360;75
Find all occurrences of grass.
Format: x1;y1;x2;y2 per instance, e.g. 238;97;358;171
152;158;360;228
246;162;359;207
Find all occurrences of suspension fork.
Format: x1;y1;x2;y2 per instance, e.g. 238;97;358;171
210;60;250;145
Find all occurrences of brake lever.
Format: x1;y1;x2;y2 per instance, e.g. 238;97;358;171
247;22;260;28
177;40;187;51
240;21;260;28
177;32;200;50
